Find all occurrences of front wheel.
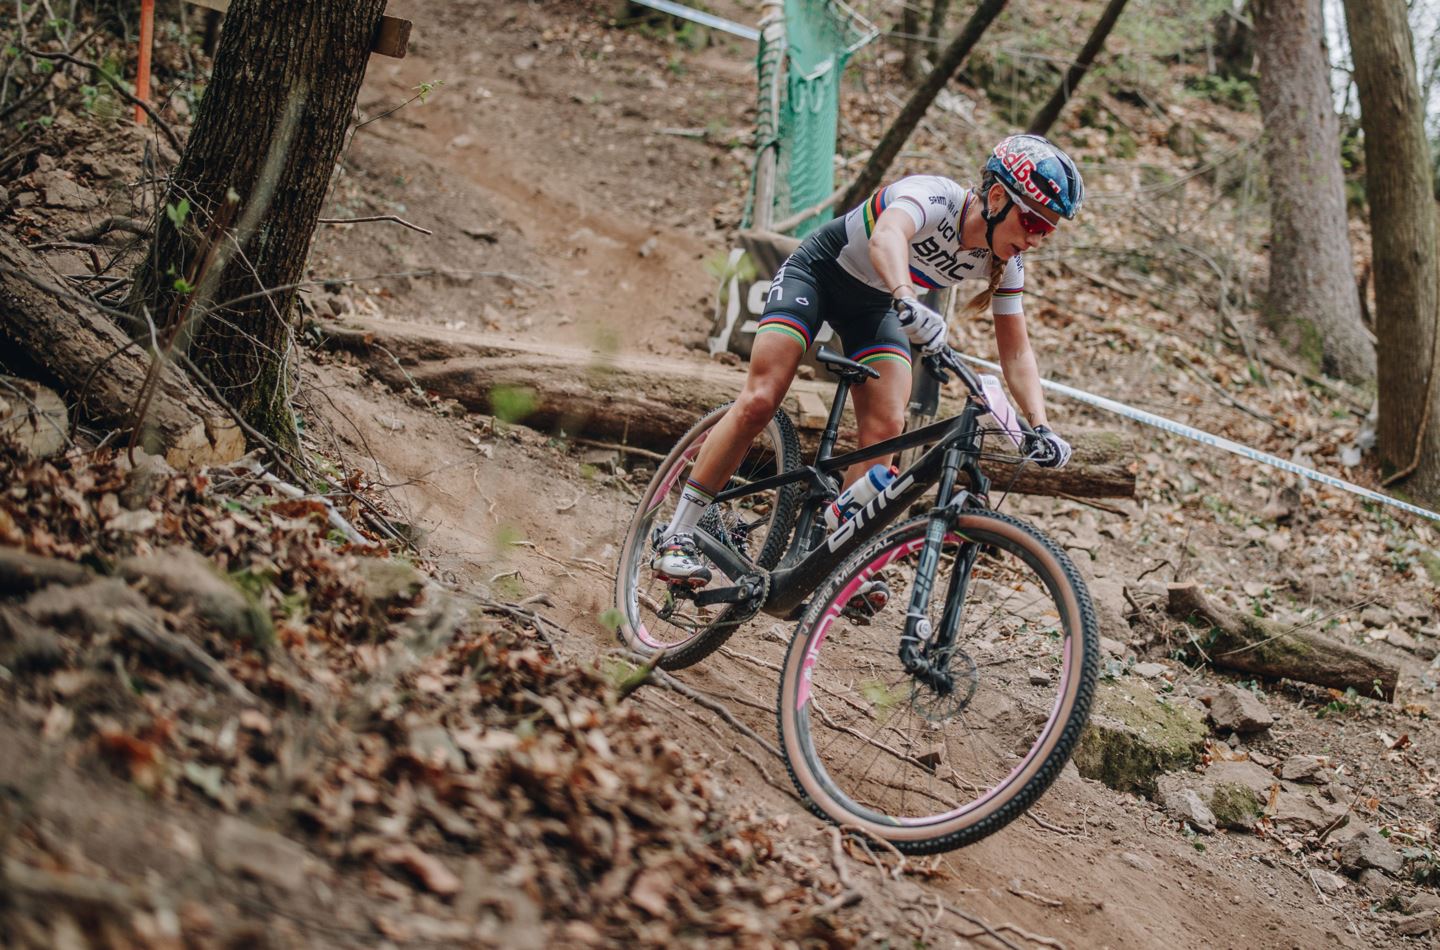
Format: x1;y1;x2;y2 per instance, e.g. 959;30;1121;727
777;510;1098;854
614;403;802;670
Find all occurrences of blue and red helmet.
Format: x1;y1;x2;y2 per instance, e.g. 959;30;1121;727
983;134;1085;220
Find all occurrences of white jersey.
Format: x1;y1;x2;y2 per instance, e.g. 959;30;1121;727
831;175;1025;315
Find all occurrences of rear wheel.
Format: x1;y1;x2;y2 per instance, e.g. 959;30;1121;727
777;510;1098;853
614;404;802;670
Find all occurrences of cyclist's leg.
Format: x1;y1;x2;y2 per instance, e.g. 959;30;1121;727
684;330;808;496
650;333;805;584
840;310;913;487
662;256;823;540
652;259;820;585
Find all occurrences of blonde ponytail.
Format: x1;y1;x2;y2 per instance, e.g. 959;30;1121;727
963;259;1006;319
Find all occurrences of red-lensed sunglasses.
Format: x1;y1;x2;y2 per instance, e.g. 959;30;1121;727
1002;185;1056;235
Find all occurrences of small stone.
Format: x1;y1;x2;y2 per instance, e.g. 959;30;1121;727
1375;627;1435;658
1120;852;1153;871
1410;893;1440;916
1208;685;1274;734
1338;828;1404;875
580;448;621;474
1308;869;1349;895
513;53;536;70
354;557;424;608
1099;636;1130;658
1279;754;1328;783
37;170;97;210
1396;916;1436;937
1161;787;1217;834
1028;668;1052;686
1270;786;1348;833
119;449;177;510
1355;868;1392;895
638;236;659;258
1131;661;1168;679
1394;600;1430;622
214;817;315;892
1360;605;1394;628
1248;751;1278;768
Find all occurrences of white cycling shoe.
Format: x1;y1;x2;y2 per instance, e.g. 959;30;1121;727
650;535;713;588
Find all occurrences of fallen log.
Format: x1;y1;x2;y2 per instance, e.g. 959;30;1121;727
0;375;67;458
0;233;245;467
318;317;1137;498
1166;582;1398;702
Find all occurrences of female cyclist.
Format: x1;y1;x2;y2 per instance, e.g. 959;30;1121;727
655;134;1084;587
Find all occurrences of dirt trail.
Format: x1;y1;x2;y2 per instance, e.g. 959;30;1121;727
295;4;1399;945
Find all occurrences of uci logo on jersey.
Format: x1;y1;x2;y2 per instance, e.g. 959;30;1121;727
826;473;916;552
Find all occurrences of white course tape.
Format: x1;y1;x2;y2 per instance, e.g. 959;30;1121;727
957;353;1440;524
625;0;760;41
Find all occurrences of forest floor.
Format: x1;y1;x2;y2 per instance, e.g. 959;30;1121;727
2;0;1439;947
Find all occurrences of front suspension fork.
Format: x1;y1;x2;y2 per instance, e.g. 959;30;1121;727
898;446;981;689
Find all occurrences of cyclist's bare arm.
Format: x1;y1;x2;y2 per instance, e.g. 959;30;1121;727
993;311;1051;428
868;208;921;298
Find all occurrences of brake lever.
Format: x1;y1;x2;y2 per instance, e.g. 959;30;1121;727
922;354;951;383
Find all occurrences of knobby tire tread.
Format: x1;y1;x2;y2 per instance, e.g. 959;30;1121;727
778;509;1099;854
615;404;802;671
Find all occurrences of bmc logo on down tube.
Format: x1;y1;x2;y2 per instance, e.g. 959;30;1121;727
826;473;916;553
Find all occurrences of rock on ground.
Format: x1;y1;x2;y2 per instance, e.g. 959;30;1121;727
1338;828;1404;876
1208;684;1274;734
1072;678;1208;794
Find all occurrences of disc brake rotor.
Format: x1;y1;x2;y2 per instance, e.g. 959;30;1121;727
909;644;979;722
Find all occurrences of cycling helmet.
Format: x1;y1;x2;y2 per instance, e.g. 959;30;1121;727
982;134;1085;220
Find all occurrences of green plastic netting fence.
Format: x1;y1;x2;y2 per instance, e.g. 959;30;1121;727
744;0;875;237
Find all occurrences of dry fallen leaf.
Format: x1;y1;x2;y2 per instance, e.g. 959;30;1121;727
379;843;462;896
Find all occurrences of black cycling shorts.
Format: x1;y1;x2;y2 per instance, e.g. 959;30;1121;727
756;247;912;372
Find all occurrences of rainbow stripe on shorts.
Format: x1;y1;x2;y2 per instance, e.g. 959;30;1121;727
851;343;912;370
756;314;813;348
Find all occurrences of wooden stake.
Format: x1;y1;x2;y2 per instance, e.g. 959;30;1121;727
136;0;155;125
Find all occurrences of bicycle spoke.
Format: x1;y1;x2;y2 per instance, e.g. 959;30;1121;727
780;512;1097;851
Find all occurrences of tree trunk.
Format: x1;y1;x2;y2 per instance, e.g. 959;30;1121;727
900;2;923;81
1026;0;1130;137
926;0;952;45
0;233;244;466
1342;0;1440;503
839;0;1007;214
1253;0;1373;384
1213;2;1254;78
1166;583;1399;702
127;0;387;458
318;318;1137;498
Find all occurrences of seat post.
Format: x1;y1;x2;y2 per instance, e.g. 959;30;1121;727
817;379;851;462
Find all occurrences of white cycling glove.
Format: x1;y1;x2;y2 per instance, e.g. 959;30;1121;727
1030;425;1073;469
893;297;948;356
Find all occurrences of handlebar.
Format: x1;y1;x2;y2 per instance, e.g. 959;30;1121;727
921;348;1039;441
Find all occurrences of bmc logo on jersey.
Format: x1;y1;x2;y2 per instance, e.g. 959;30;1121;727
826;472;916;552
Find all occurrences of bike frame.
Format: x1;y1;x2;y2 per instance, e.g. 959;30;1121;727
691;365;996;621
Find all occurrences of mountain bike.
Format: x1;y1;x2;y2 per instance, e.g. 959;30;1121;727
613;346;1098;853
